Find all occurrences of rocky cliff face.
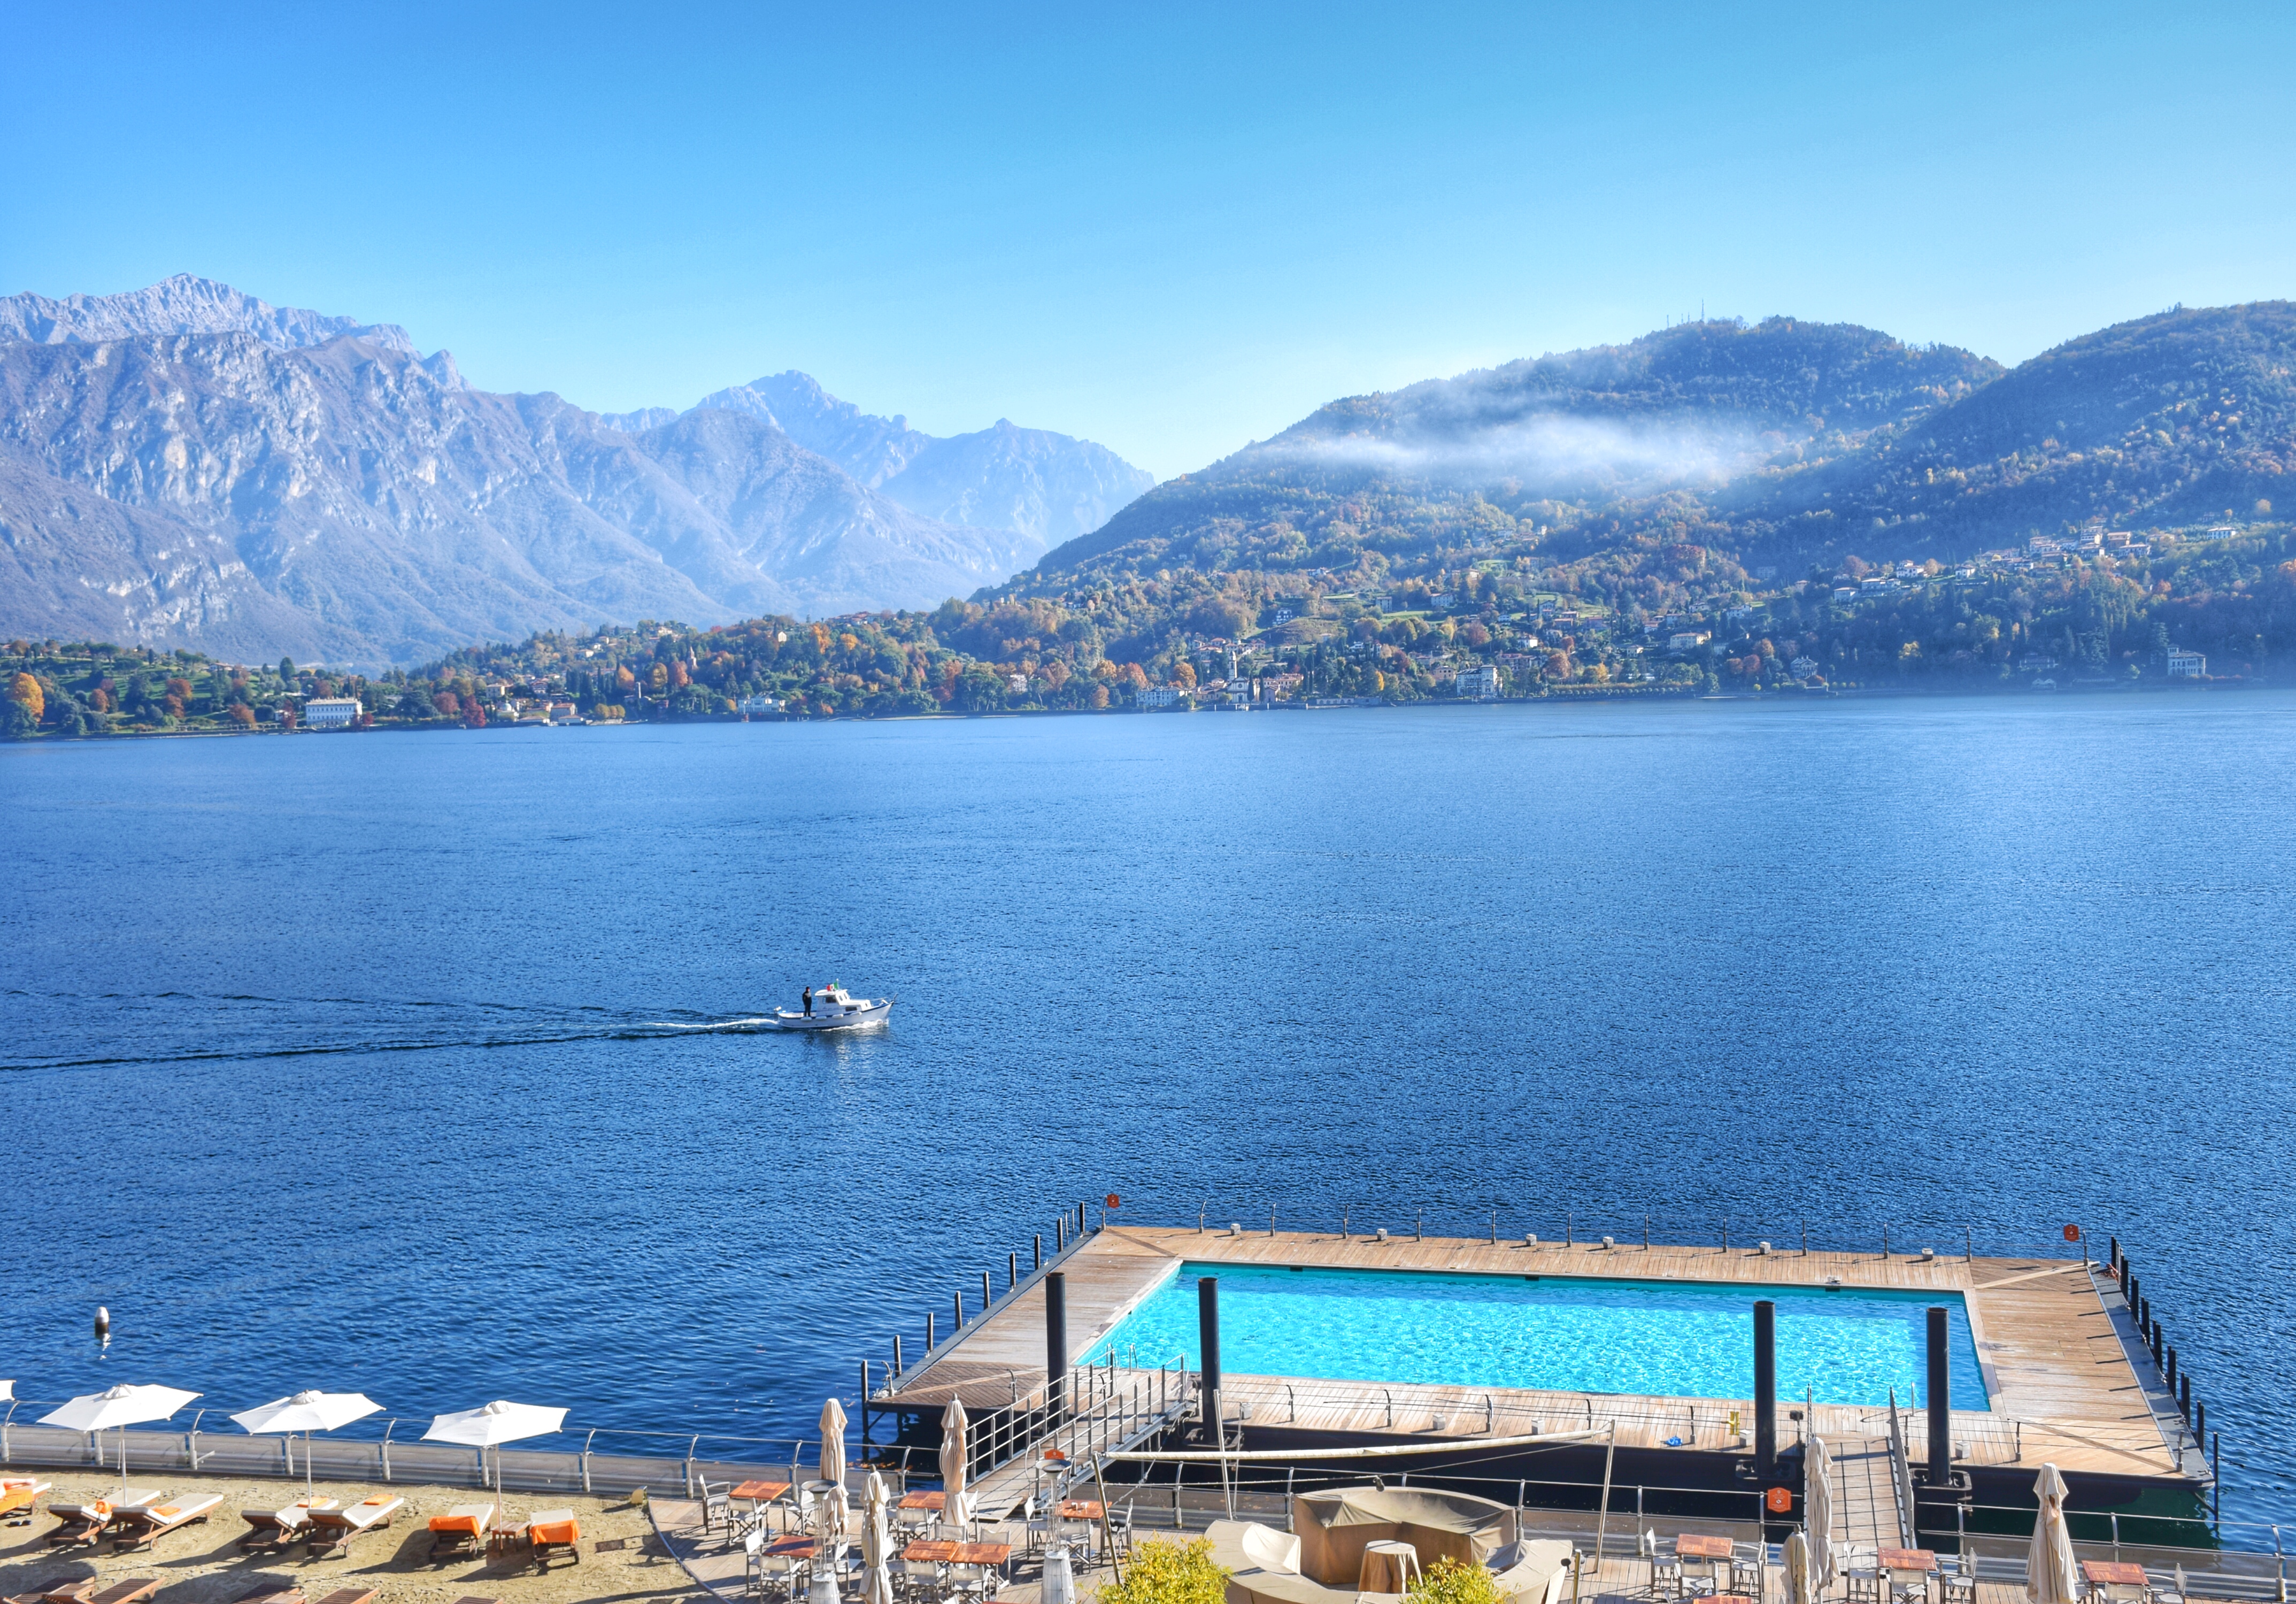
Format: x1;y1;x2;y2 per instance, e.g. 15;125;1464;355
0;280;1047;664
0;273;420;357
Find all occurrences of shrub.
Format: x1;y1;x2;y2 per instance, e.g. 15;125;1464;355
1408;1557;1504;1604
1100;1536;1230;1604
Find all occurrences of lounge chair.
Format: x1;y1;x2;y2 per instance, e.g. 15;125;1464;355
4;1582;96;1604
0;1479;52;1517
45;1491;155;1547
86;1582;163;1604
236;1582;304;1604
305;1495;403;1556
428;1502;498;1561
112;1494;223;1552
312;1590;378;1604
527;1510;580;1569
240;1498;338;1552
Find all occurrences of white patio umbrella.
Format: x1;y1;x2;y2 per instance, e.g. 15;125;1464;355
1804;1436;1837;1592
1785;1529;1815;1604
818;1397;848;1489
41;1383;201;1500
938;1397;970;1531
861;1469;893;1604
421;1399;568;1499
231;1390;382;1504
2026;1464;2081;1604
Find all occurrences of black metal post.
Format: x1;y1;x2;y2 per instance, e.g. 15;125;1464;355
1045;1271;1068;1420
1077;1201;1088;1237
1925;1306;1952;1485
1010;1251;1019;1290
1198;1276;1223;1428
1753;1300;1777;1479
893;1333;904;1376
2167;1344;2179;1394
926;1310;936;1350
953;1289;964;1329
1034;1235;1043;1271
2179;1372;2192;1421
2152;1324;2164;1370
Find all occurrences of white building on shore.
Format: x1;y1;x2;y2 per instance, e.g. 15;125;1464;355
303;697;363;728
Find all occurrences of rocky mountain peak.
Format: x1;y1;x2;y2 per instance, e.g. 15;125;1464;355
0;273;419;356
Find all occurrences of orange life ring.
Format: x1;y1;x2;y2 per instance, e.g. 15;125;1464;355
2063;1224;2082;1242
1766;1487;1792;1513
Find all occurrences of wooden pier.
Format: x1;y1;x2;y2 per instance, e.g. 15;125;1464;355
877;1224;2205;1506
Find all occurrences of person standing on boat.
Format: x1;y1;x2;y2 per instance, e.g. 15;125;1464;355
803;985;813;1017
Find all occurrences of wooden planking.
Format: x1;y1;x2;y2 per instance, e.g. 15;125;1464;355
891;1225;2182;1479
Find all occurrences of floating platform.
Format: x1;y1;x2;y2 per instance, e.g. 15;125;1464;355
875;1224;2208;1529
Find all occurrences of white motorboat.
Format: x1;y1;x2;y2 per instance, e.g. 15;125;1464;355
773;983;895;1031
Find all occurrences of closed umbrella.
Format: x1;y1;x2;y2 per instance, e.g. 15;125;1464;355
818;1398;847;1489
2026;1464;2081;1604
41;1384;201;1501
1785;1529;1815;1604
938;1397;969;1531
861;1469;893;1604
232;1390;382;1505
421;1400;568;1500
1805;1436;1837;1592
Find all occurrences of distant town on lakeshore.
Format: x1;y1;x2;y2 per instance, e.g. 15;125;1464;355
4;515;2283;738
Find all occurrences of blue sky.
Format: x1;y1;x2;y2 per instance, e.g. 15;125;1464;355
6;1;2291;478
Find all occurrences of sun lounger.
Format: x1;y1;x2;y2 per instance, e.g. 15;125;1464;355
527;1510;580;1569
240;1498;339;1551
0;1479;52;1517
305;1495;403;1556
311;1590;377;1604
236;1581;304;1604
45;1492;156;1547
86;1582;163;1604
429;1502;498;1561
4;1582;96;1604
112;1493;222;1551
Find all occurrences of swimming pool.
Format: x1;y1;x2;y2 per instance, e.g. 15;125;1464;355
1084;1263;1989;1409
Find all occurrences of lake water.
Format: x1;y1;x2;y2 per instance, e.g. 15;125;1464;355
4;695;2293;1524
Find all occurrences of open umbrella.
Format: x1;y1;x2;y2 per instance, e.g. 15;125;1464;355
232;1390;382;1504
421;1400;568;1500
2026;1464;2081;1604
1804;1436;1837;1592
41;1384;200;1500
938;1397;969;1532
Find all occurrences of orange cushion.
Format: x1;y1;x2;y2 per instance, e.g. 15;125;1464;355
430;1515;482;1534
530;1521;579;1545
150;1505;180;1520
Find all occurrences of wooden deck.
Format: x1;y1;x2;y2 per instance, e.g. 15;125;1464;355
883;1226;2195;1484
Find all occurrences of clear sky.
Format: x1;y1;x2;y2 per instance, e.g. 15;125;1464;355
6;1;2291;478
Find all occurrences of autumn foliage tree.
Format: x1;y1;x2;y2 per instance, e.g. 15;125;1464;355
9;672;43;723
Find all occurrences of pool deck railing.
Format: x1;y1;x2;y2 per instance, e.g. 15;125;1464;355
874;1224;2205;1498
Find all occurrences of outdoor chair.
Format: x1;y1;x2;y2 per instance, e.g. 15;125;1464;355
528;1509;581;1568
2150;1566;2190;1604
311;1591;377;1604
241;1498;337;1552
6;1582;96;1604
428;1502;497;1561
304;1495;403;1557
1019;1495;1052;1555
234;1580;304;1604
1730;1541;1766;1599
0;1479;52;1518
1109;1503;1135;1559
702;1483;734;1534
112;1493;224;1552
83;1584;163;1604
1644;1531;1689;1602
945;1561;996;1602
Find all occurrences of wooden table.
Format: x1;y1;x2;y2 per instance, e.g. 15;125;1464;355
903;1541;1014;1567
763;1538;817;1560
731;1481;790;1503
897;1492;947;1512
2082;1563;2149;1588
1056;1501;1104;1522
1676;1537;1735;1561
1882;1551;1939;1573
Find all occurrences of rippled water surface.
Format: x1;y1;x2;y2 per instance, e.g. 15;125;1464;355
4;696;2292;1520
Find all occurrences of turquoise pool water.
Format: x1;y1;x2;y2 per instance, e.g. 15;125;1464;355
1084;1263;1989;1408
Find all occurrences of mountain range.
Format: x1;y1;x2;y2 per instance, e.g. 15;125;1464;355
0;276;1153;665
1025;304;2293;590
